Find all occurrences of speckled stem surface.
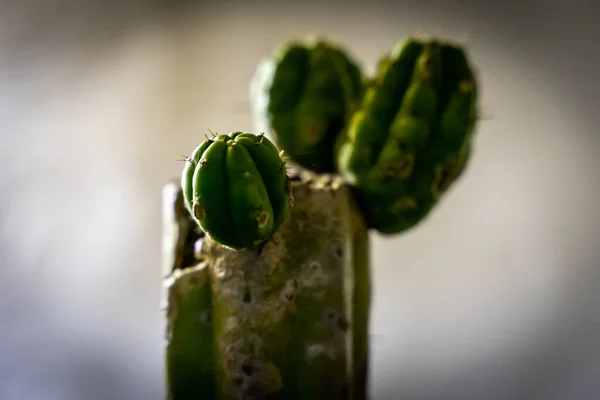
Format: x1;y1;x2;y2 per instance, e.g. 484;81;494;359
162;168;371;400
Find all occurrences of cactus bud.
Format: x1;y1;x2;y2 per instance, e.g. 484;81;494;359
336;39;479;234
250;38;365;173
181;132;293;249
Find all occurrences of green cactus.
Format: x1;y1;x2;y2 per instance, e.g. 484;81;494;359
181;132;293;249
250;38;364;173
163;169;371;400
336;38;478;234
163;35;482;400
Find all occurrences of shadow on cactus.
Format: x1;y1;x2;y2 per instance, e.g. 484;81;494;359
250;38;364;173
181;132;293;249
336;38;479;234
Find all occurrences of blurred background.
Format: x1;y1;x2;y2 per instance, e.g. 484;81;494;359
1;0;599;399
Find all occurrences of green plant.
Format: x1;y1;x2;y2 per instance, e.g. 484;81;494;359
180;132;292;249
250;39;364;173
336;39;478;234
164;35;479;400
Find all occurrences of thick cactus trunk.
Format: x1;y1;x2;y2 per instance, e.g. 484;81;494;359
162;169;371;400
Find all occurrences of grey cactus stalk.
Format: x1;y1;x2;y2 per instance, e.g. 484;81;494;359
162;167;371;399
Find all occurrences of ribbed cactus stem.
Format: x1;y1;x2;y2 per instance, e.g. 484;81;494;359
163;183;215;399
162;168;371;400
336;39;478;234
250;39;364;173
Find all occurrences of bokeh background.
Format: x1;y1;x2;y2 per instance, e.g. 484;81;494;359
1;0;599;399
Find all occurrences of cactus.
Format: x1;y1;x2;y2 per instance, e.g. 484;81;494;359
163;35;481;400
336;39;478;234
181;132;293;249
250;38;364;173
163;168;371;399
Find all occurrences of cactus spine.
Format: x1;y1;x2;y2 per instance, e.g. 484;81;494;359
163;168;371;399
